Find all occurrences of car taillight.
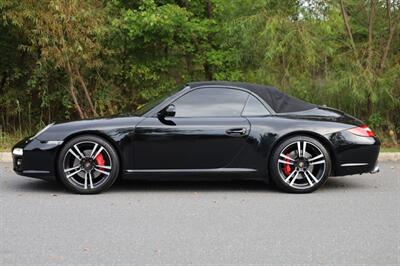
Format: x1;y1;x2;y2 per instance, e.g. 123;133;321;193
347;125;375;137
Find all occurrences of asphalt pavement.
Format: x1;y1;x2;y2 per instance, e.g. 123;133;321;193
1;162;399;265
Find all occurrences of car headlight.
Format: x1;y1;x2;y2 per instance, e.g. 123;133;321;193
12;148;23;156
30;123;54;140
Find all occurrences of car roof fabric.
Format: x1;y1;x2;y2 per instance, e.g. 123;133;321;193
188;81;316;113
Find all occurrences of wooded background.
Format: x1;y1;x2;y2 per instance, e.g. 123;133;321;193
0;0;399;145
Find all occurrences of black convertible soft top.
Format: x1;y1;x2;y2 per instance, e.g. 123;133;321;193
188;81;316;113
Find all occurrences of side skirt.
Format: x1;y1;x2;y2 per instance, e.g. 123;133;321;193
122;168;261;181
125;168;257;174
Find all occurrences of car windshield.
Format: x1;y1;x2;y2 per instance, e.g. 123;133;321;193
133;86;184;116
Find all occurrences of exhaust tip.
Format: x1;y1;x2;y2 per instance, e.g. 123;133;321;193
370;165;379;174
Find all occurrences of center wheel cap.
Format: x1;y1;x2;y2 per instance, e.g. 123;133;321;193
81;158;94;171
296;159;309;170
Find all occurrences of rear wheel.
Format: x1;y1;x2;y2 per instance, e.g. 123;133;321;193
270;136;331;193
57;135;120;194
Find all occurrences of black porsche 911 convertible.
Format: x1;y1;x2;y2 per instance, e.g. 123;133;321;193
12;81;380;194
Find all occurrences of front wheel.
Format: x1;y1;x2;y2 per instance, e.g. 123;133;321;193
57;135;120;194
270;136;331;193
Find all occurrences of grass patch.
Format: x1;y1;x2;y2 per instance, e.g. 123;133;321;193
0;132;28;152
381;146;400;152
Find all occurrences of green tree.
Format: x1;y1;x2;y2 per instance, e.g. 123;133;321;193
0;0;398;145
2;0;107;119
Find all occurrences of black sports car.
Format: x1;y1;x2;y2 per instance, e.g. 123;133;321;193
12;81;380;194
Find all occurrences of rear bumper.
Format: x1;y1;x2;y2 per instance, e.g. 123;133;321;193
327;131;380;176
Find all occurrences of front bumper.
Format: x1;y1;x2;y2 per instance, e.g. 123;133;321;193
12;137;63;181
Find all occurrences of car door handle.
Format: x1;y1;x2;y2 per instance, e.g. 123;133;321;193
226;128;248;137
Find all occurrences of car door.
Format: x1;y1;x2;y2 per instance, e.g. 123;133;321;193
133;87;251;170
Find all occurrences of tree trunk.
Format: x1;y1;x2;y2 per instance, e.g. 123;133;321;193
0;72;6;92
367;0;376;70
68;75;85;119
380;2;398;70
66;62;85;119
340;0;358;58
203;63;213;80
75;68;98;117
386;0;391;33
380;22;397;70
203;0;213;80
185;53;194;80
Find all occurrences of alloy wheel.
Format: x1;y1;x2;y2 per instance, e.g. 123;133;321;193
277;140;326;190
63;141;113;190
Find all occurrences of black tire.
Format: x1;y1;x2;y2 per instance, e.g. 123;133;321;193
57;135;120;194
269;135;331;193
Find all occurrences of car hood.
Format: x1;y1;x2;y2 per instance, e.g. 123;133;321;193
36;116;144;141
278;106;364;127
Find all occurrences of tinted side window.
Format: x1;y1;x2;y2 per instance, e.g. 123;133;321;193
242;95;269;116
173;88;248;117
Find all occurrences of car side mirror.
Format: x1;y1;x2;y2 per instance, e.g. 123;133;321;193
158;104;176;118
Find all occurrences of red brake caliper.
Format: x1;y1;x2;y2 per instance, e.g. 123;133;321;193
282;153;292;176
95;153;105;170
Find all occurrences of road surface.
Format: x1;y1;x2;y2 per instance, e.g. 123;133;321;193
1;162;399;265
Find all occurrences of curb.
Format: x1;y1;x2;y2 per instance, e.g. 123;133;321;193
378;152;400;162
0;152;12;163
0;152;399;163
